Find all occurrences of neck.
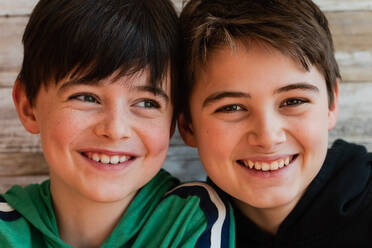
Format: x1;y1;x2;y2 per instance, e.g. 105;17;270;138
50;180;135;248
233;197;299;235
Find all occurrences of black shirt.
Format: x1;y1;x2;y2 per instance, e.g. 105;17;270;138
233;140;372;248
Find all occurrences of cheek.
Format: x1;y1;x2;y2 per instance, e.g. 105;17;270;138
139;119;171;156
194;118;236;163
292;109;329;176
40;110;85;153
299;110;329;148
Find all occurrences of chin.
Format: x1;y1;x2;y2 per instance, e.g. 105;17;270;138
83;185;133;204
237;189;300;210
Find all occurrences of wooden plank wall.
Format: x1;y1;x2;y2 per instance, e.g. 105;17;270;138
0;0;371;192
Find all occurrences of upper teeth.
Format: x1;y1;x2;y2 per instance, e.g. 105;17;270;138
87;153;130;164
240;156;291;171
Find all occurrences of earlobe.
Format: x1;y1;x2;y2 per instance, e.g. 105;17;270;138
328;80;339;130
12;80;40;134
177;114;197;147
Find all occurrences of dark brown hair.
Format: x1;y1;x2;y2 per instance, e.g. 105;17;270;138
179;0;340;121
19;0;180;107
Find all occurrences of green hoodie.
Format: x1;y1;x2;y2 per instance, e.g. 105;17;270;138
0;169;179;247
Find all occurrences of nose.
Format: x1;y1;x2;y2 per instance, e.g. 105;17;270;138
94;106;131;140
246;110;286;150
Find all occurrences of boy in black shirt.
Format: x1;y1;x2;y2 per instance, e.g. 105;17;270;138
178;0;372;246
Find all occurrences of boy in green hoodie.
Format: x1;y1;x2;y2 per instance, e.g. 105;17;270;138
0;0;182;247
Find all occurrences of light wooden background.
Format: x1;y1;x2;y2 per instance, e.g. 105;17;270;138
1;0;372;192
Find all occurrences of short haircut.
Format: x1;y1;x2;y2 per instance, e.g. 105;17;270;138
179;0;341;121
19;0;180;106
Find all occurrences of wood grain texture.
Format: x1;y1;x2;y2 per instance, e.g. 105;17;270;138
329;82;372;146
327;11;372;51
175;0;372;12
0;0;38;16
0;88;41;153
163;145;206;181
325;11;372;82
0;17;27;87
2;0;372;15
0;152;48;176
0;175;48;193
336;51;372;82
177;0;372;12
314;0;372;11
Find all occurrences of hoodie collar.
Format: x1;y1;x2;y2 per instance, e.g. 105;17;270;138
3;169;178;247
278;139;372;241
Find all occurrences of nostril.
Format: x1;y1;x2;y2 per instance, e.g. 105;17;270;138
247;128;286;148
94;118;131;140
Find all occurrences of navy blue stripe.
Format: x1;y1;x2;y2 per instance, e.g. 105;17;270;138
169;184;230;248
211;184;231;248
0;210;22;221
219;193;230;248
170;186;215;247
0;196;21;221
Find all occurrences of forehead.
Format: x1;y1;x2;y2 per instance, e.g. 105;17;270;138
195;43;325;92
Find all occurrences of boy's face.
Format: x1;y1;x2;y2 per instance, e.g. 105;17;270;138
180;44;338;213
16;70;173;204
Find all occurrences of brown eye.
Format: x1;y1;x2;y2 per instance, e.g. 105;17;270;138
135;99;161;109
281;98;308;107
70;94;99;104
216;104;244;113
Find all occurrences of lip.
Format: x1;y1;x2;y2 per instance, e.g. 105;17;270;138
238;154;295;163
78;149;138;171
78;148;139;157
236;154;299;176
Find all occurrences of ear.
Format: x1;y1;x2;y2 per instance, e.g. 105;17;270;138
328;80;339;131
12;80;40;134
177;113;197;147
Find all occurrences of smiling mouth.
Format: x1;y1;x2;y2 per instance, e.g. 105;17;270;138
237;154;298;171
82;152;135;165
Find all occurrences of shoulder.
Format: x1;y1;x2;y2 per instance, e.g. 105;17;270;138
0;195;33;246
0;195;22;222
165;181;229;216
164;182;233;248
133;182;234;247
329;139;371;159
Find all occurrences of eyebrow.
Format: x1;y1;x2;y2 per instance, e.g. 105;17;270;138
58;78;97;94
202;82;319;108
58;80;169;104
274;83;319;94
203;91;251;107
135;85;170;104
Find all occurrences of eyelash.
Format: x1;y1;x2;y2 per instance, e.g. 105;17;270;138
135;99;161;109
215;104;246;113
68;93;162;109
215;97;309;114
280;98;309;107
69;93;100;104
